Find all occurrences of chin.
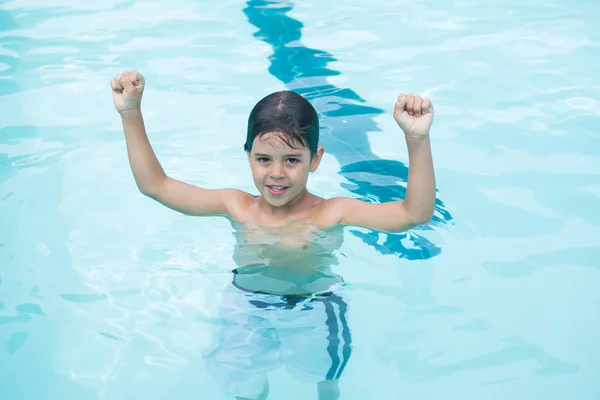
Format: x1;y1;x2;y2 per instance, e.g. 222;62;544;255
261;193;293;208
265;197;288;207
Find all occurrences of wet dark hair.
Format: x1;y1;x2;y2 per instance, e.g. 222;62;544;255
244;90;319;156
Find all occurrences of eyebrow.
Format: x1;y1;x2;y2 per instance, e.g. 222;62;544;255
254;153;304;157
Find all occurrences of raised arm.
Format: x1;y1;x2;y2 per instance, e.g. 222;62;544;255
324;93;436;233
110;71;246;217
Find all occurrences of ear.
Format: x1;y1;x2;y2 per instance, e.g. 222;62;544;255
309;146;325;172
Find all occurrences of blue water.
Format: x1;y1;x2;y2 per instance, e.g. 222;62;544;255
1;0;599;399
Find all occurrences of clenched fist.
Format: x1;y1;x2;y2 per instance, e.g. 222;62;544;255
393;93;434;141
110;70;145;114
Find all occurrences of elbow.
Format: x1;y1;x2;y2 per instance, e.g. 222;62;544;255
137;180;164;199
139;187;157;199
403;202;434;228
413;212;433;226
406;210;434;229
384;205;433;233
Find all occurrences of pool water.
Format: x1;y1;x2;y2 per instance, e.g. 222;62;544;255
1;0;599;399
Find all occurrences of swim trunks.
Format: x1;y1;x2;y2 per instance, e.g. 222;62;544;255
204;281;352;398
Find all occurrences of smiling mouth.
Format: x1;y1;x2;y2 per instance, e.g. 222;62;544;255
266;185;288;196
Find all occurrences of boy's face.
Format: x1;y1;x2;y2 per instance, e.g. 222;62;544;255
246;131;324;208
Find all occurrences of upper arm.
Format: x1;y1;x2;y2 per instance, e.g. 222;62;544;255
323;197;424;233
148;177;250;218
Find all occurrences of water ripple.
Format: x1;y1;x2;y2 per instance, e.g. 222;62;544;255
1;0;599;398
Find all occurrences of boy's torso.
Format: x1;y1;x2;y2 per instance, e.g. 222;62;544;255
227;193;345;295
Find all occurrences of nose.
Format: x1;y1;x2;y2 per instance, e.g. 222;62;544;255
269;162;285;180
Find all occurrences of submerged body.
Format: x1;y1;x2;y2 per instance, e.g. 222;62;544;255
230;197;345;295
209;198;351;400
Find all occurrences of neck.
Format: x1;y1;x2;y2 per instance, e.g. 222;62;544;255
258;188;313;221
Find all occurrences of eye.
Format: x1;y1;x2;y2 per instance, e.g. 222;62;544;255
286;158;301;165
257;157;270;164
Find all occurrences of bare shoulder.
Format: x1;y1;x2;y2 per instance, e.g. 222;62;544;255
220;189;256;222
310;197;359;228
316;197;361;210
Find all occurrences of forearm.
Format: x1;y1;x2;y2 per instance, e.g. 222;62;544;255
402;136;436;224
120;109;167;195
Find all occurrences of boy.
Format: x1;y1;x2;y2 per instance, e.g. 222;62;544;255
110;70;436;400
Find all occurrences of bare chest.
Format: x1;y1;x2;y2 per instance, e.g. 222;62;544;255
232;220;343;266
243;222;315;248
229;218;344;295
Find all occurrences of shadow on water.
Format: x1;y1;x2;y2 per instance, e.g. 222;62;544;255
243;0;453;261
